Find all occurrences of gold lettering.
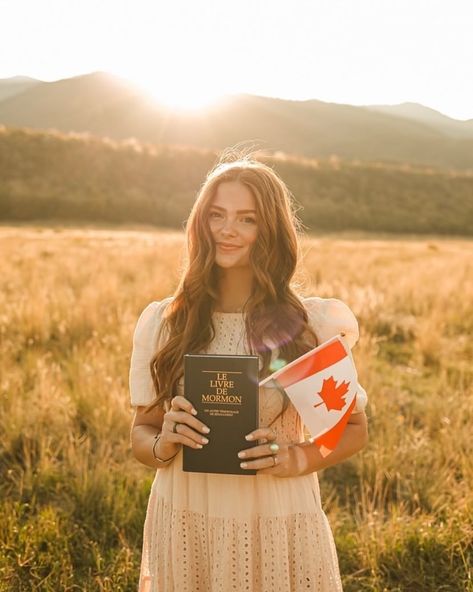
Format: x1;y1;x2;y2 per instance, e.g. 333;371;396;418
209;379;235;388
202;394;243;404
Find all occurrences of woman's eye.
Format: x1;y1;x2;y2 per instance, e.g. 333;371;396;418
242;217;257;224
209;211;223;219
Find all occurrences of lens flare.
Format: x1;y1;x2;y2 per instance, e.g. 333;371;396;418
269;358;287;373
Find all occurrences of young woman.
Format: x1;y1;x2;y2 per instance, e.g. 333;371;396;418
129;156;368;591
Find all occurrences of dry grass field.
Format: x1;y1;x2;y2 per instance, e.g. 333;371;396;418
0;224;472;591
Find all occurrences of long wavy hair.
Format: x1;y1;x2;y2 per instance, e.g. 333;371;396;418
148;155;318;418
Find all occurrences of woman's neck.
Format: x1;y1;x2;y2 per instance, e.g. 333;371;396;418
214;267;253;313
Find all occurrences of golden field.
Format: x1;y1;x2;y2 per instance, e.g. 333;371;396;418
0;225;472;591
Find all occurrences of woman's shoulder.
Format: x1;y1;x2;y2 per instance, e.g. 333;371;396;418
301;295;359;349
132;296;174;347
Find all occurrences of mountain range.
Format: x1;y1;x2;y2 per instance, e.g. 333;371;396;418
1;71;473;170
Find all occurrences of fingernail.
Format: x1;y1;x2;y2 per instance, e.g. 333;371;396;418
238;451;246;459
245;434;254;441
201;437;209;444
191;409;198;415
240;462;247;468
202;426;210;433
196;444;203;449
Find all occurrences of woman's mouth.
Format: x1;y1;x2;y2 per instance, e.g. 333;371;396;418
218;243;242;252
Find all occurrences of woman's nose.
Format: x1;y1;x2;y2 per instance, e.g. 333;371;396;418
220;217;237;235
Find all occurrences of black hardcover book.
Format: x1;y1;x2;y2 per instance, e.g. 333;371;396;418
183;354;259;475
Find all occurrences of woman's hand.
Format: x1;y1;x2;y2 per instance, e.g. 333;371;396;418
237;428;306;478
156;396;210;460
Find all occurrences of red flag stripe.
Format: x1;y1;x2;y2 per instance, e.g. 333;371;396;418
277;339;347;389
314;393;357;452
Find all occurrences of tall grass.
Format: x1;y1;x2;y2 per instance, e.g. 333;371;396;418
0;225;471;591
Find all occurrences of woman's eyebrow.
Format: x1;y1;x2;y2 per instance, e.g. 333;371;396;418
210;205;256;214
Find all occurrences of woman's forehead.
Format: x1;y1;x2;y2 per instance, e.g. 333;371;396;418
211;181;256;210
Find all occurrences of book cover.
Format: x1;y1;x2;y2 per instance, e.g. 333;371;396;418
183;354;259;475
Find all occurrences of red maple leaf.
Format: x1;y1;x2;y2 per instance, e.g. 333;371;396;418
314;376;350;411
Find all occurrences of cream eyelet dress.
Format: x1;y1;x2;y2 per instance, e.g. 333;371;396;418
129;296;368;592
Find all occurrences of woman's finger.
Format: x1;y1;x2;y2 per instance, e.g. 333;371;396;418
164;410;210;435
245;428;277;443
237;442;278;460
239;453;280;471
170;396;197;415
171;422;209;446
165;431;205;450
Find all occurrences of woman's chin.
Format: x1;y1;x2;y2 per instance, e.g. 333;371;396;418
214;256;250;270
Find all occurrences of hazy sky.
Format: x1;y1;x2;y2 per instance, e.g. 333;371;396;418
1;0;473;119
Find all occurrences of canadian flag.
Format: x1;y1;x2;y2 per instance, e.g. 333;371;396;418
259;335;359;457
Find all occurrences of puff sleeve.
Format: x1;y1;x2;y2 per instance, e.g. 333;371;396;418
128;298;172;407
303;297;368;414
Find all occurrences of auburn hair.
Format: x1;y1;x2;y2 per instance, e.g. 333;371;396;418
148;155;318;418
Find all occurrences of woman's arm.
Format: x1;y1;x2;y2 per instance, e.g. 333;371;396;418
293;411;368;476
130;404;169;469
238;411;368;477
130;397;211;469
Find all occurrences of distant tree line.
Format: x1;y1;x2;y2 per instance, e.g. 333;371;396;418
1;126;472;235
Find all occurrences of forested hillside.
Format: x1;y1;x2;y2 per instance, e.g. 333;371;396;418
1;126;472;235
2;72;473;170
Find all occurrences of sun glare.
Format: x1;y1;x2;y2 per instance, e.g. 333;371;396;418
138;79;225;112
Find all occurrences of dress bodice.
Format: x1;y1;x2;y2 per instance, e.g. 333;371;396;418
129;296;367;419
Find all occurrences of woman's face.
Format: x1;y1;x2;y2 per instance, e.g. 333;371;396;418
208;181;259;270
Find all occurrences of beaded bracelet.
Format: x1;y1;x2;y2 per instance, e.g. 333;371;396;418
152;432;179;464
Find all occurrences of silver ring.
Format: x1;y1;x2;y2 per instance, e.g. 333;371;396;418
172;422;180;434
272;455;278;466
269;442;279;454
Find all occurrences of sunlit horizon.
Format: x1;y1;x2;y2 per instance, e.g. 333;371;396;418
128;75;228;112
1;0;473;120
6;68;472;122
